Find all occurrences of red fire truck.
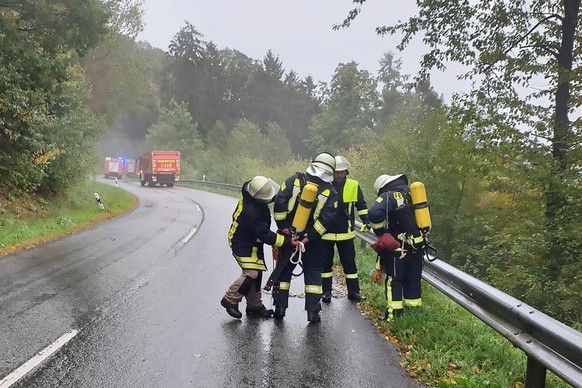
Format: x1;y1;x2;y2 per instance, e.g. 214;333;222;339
139;151;180;187
104;157;124;179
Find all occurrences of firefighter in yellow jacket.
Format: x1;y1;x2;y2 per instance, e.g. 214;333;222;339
220;176;299;319
321;156;369;303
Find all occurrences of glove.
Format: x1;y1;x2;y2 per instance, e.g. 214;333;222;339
359;223;371;232
369;257;385;285
403;233;426;251
370;268;385;285
371;233;401;253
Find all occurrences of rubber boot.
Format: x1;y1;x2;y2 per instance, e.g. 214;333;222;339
346;278;366;301
220;297;242;319
307;310;321;323
321;277;332;303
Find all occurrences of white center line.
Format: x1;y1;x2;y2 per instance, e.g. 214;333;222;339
0;329;79;388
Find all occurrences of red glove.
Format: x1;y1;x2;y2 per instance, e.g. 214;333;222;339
371;233;401;253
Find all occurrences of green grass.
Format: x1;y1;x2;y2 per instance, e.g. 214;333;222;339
0;179;137;257
353;244;570;387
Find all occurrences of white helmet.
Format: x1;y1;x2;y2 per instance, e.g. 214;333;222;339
307;152;336;183
247;176;279;203
373;174;407;194
334;155;350;173
311;152;336;174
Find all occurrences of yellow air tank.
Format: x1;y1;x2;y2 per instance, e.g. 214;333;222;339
410;181;431;234
292;182;318;234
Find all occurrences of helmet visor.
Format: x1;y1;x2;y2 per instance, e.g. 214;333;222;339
307;164;333;183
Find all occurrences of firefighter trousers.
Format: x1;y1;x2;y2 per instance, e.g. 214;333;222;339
223;269;264;309
381;248;423;312
272;239;323;312
322;239;360;295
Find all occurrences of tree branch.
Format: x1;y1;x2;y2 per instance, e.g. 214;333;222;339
482;13;563;73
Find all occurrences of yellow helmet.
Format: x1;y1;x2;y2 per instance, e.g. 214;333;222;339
247;176;279;203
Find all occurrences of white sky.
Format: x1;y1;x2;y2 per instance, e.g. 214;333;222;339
137;0;469;100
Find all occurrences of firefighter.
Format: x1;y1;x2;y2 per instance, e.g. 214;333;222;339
272;152;338;323
368;174;425;321
321;155;369;303
220;176;299;319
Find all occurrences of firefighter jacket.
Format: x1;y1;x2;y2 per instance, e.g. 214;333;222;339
273;172;338;242
322;177;369;241
228;181;292;271
368;176;423;248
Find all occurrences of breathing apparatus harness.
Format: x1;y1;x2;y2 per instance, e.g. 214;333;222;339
386;182;439;262
264;174;330;291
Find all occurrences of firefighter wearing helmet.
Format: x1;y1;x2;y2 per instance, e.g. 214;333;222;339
220;176;300;319
272;152;338;323
321;155;369;303
368;174;425;321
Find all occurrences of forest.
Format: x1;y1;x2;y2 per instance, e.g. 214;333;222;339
0;0;581;329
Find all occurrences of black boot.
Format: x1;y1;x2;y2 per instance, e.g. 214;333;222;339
307;310;321;323
246;305;274;318
273;306;286;320
220;297;242;319
321;277;332;303
348;292;367;302
378;308;403;322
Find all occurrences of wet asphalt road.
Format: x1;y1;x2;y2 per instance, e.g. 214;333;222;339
0;180;418;388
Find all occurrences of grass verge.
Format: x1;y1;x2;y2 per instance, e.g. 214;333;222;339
0;179;137;257
352;243;570;387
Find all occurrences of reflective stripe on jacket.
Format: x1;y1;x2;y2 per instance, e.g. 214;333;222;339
273;172;338;242
229;181;290;270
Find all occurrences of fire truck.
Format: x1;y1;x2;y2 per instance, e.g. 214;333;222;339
104;157;124;179
139;151;180;187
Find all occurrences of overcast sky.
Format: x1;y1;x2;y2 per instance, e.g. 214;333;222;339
137;1;467;100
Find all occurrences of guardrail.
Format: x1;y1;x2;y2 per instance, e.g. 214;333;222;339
355;221;582;388
179;179;240;191
182;178;582;387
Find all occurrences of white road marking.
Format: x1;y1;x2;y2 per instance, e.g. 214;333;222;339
182;225;198;243
0;329;79;388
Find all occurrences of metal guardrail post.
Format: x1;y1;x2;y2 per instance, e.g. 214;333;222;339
526;357;547;388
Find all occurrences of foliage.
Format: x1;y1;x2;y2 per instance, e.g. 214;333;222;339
0;0;109;194
306;61;379;152
82;34;160;126
161;24;322;156
145;100;204;171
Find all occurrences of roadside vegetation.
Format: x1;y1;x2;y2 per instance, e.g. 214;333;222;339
0;180;136;258
351;246;569;387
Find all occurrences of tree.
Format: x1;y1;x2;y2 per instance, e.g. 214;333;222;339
0;0;109;194
263;122;294;165
145;100;203;170
306;61;378;152
339;0;581;231
376;52;408;127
